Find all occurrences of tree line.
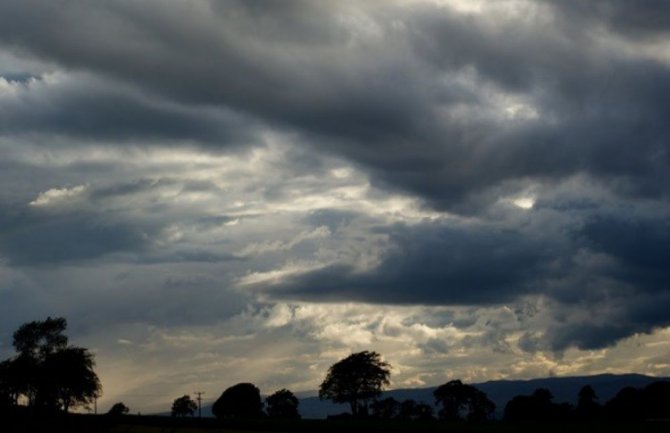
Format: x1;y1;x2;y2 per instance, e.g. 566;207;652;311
2;318;670;423
503;381;670;422
173;350;670;422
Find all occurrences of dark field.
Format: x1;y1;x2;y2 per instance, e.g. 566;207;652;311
5;414;670;433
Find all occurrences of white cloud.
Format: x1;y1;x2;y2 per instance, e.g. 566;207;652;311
239;226;331;257
238;261;330;287
29;184;87;206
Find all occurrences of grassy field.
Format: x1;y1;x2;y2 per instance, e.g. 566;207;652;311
5;413;670;433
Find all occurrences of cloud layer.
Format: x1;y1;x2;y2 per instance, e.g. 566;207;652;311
1;0;669;413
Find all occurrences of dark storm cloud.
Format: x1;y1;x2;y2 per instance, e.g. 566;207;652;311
0;203;156;266
581;214;670;279
254;220;558;305
513;209;670;351
393;9;670;208
0;74;256;144
535;290;670;351
254;206;670;350
549;0;670;39
2;0;668;211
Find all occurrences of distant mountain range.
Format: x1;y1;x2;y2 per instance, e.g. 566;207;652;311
198;373;668;419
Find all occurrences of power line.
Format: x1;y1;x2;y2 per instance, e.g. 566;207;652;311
194;391;205;418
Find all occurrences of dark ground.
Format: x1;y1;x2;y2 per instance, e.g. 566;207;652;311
5;414;670;433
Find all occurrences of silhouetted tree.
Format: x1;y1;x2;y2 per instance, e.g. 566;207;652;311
171;395;197;417
575;385;600;420
397;399;417;421
42;347;101;413
468;389;496;422
434;380;495;422
504;388;562;421
1;317;101;413
13;317;68;407
319;351;391;417
555;401;574;420
107;402;130;416
0;361;15;413
396;399;435;421
14;317;69;358
212;383;264;419
371;397;400;420
0;359;23;409
604;386;643;420
601;381;670;421
643;381;670;419
412;402;436;421
266;388;300;419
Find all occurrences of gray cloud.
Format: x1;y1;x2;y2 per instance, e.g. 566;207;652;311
0;204;155;266
580;214;670;280
549;0;670;39
247;202;670;350
0;73;257;144
254;220;556;305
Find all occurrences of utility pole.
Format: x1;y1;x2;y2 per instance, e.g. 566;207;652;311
194;391;205;418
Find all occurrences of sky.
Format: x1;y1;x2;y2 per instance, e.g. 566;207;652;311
1;0;669;414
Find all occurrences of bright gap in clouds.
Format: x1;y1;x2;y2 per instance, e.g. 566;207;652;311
512;196;535;209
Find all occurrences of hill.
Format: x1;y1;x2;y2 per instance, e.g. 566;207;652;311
297;373;667;419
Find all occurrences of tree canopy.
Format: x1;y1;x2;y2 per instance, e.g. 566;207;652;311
503;388;573;421
266;388;300;419
107;402;130;416
575;385;600;420
171;395;197;417
319;351;391;417
0;317;101;413
371;397;400;420
212;383;264;419
398;399;435;421
13;317;68;360
434;379;495;422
